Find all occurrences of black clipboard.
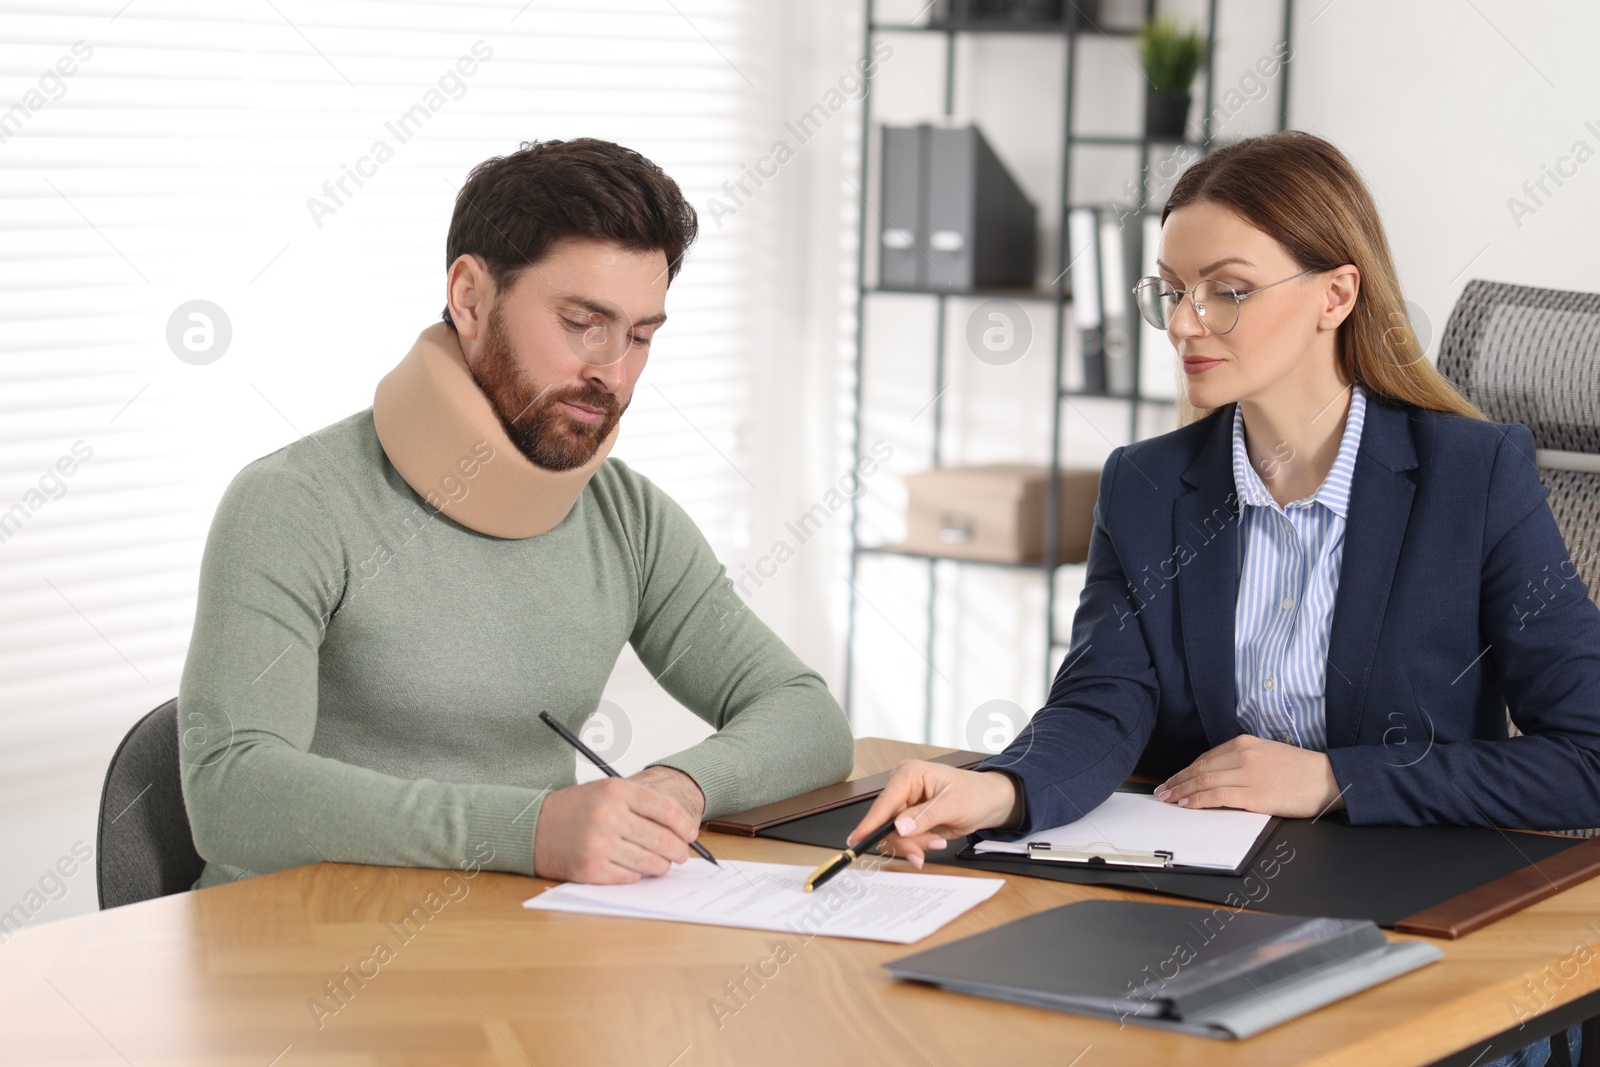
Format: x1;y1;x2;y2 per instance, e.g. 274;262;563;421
959;788;1281;876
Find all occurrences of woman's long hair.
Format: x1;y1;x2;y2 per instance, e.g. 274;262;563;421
1162;131;1486;426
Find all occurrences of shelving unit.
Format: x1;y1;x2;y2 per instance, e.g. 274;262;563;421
842;0;1293;739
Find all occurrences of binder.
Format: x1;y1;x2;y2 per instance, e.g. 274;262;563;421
879;125;924;289
884;900;1443;1039
878;123;1037;292
1097;209;1139;396
1066;207;1104;393
924;125;976;288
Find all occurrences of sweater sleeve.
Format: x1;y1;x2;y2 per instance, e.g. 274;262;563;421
619;473;855;818
178;458;548;882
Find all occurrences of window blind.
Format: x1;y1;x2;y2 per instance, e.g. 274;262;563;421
0;0;773;795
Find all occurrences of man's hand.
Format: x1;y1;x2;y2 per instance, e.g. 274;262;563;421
1156;735;1345;819
847;760;1023;869
630;765;707;825
532;774;704;884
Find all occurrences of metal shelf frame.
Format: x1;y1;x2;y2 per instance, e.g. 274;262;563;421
842;0;1294;739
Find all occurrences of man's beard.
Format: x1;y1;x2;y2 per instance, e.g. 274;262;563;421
469;307;624;471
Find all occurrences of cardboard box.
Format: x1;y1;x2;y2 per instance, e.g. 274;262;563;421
901;464;1100;564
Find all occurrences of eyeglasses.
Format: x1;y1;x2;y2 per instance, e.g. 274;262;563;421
1132;268;1324;335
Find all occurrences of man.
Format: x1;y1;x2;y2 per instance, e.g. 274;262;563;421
178;138;854;887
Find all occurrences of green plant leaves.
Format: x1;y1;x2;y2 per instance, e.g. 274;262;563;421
1139;16;1207;95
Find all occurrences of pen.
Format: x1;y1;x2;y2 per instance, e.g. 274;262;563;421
538;710;718;866
803;814;899;893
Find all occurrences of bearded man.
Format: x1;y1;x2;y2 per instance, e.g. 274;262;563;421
178;138;853;888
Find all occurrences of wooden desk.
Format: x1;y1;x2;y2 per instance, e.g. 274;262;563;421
2;738;1597;1066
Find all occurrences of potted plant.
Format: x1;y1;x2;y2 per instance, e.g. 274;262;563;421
1138;15;1206;140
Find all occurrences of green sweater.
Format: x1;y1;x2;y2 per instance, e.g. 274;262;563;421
178;409;854;889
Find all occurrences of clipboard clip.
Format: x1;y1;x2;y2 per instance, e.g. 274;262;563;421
1026;842;1175;869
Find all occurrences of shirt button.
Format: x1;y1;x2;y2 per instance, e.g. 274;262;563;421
1279;596;1294;612
1263;676;1276;691
1276;732;1293;744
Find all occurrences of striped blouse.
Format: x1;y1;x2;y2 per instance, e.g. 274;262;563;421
1231;384;1368;751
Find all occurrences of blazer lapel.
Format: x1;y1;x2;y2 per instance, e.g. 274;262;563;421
1175;405;1245;748
1323;395;1418;748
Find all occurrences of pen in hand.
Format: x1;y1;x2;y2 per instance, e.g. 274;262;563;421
812;780;958;891
803;814;900;893
539;710;719;867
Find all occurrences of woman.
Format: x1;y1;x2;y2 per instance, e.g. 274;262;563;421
851;131;1598;1065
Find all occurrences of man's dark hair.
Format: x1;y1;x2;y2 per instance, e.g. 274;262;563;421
442;137;698;326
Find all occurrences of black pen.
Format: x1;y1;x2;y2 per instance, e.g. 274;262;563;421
803;814;900;893
538;710;718;866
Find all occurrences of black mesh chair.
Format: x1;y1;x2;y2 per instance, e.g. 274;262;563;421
96;698;206;909
1437;279;1600;842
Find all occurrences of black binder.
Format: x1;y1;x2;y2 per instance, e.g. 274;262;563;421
877;123;1037;292
884;900;1442;1039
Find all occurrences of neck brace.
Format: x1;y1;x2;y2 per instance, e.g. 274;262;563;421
372;322;617;539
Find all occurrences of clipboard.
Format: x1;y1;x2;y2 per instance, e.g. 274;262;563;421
1024;842;1176;869
961;787;1281;876
957;824;1281;876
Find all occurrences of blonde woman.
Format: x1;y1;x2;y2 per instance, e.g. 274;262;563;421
853;131;1596;1065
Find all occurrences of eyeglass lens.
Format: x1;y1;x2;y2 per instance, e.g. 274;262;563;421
1135;280;1241;333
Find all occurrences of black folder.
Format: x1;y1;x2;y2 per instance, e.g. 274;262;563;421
885;900;1441;1039
755;791;1600;937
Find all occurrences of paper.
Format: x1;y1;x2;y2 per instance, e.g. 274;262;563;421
523;858;1003;944
973;792;1272;871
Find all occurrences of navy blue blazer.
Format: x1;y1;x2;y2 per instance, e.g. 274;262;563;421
979;393;1600;832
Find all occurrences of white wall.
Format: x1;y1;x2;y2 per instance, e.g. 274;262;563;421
1288;0;1600;340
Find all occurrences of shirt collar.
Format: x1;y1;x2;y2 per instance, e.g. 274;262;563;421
1231;384;1366;518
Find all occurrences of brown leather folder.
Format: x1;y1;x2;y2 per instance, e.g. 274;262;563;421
1392;833;1600;939
703;748;990;836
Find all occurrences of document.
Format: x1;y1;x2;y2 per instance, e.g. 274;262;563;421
973;792;1273;872
523;858;1003;944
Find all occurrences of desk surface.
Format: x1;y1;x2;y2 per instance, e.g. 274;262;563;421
2;738;1596;1066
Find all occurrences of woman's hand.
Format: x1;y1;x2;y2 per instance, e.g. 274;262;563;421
1156;735;1345;819
847;760;1024;868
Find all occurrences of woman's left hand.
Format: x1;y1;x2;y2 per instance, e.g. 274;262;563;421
1155;735;1346;819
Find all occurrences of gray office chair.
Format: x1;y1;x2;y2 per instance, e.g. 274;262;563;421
96;698;206;909
1437;279;1600;840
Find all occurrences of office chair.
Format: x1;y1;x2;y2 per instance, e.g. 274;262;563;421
1437;278;1600;841
96;698;206;909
